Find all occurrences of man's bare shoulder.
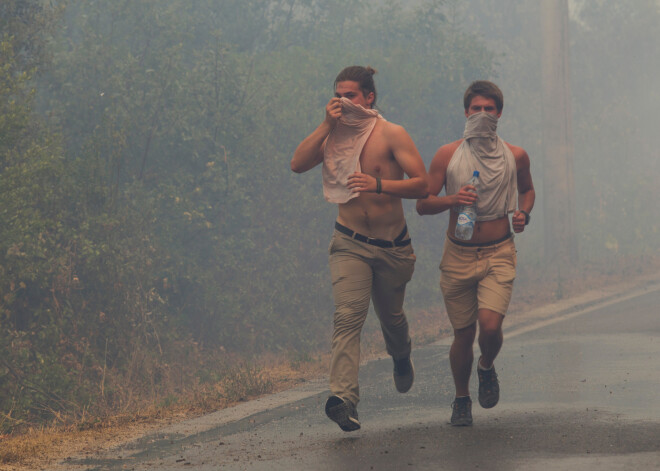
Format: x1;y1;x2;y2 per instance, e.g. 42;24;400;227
433;139;463;164
377;120;419;153
379;119;408;138
504;142;529;160
504;142;531;172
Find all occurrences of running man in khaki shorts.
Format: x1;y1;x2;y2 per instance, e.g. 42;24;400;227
416;81;535;426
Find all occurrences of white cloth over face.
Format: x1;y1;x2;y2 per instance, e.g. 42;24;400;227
322;97;383;203
446;112;517;221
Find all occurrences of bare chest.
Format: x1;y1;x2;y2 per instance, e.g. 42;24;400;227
359;124;401;178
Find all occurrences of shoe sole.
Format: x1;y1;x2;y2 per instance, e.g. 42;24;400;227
479;396;499;409
325;397;361;432
478;384;499;408
450;417;473;426
393;359;415;393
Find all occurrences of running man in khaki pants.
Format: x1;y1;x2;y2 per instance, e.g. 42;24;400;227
291;66;428;431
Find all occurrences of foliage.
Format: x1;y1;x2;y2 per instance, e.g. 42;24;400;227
0;9;87;428
220;363;274;402
0;0;493;431
569;0;660;259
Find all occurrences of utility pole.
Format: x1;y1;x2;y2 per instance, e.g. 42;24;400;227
541;0;577;275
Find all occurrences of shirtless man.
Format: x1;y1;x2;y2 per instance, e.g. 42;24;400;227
416;81;535;426
291;66;428;432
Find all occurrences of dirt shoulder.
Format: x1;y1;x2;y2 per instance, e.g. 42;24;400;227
3;263;660;471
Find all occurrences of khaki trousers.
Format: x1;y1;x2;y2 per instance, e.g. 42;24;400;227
328;229;416;406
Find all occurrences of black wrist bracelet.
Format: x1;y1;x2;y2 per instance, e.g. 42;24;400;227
520;210;530;225
376;176;382;194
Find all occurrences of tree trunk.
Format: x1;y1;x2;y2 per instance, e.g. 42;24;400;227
541;0;577;274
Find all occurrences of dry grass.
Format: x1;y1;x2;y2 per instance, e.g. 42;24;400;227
0;352;331;471
2;255;659;471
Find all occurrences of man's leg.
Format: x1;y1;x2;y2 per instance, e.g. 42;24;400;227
449;322;476;426
475;237;515;409
326;237;372;432
476;309;504;409
450;322;477;397
477;309;504;369
328;237;373;408
371;281;411;360
371;244;415;392
438;237;479;425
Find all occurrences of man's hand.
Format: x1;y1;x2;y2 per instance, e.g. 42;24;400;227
325;97;342;128
347;172;378;194
290;97;343;173
454;184;478;207
512;210;526;233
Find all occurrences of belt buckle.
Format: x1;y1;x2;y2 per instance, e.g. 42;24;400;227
366;236;375;245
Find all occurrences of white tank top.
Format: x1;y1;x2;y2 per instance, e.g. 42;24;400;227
446;112;517;222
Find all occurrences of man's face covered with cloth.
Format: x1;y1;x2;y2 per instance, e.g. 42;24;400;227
335;80;374;109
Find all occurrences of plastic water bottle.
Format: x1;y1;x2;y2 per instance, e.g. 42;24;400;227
454;170;480;240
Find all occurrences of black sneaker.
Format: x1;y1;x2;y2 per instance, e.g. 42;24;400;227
393;356;414;393
325;395;361;432
450;396;473;426
477;362;500;409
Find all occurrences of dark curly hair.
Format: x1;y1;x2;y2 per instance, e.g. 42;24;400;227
334;66;378;107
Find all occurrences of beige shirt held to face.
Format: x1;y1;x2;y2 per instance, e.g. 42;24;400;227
322;97;383;204
446;111;517;221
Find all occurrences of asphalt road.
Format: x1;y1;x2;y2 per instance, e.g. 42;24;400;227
58;283;660;470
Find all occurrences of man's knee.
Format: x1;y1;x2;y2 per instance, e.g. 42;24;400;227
478;309;504;336
453;322;477;344
333;306;368;334
376;307;407;328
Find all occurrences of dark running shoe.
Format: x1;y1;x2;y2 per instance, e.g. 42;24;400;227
478;362;500;409
393;356;415;393
450;396;473;426
325;395;361;432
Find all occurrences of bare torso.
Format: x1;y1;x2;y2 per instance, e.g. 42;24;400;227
447;211;511;244
336;120;407;240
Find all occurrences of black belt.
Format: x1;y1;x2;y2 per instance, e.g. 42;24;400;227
335;222;411;248
447;232;512;247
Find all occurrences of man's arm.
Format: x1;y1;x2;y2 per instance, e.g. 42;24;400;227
416;141;477;215
290;98;341;173
509;144;535;233
347;123;428;199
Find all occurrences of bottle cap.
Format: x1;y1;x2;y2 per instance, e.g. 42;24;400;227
473;170;480;177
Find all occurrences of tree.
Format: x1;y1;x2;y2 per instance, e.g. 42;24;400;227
0;1;86;430
541;0;577;269
569;0;660;259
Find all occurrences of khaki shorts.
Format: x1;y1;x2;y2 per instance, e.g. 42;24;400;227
439;235;517;329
